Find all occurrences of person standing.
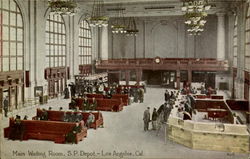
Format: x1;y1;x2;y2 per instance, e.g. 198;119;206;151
64;87;69;99
139;88;144;103
143;107;151;131
152;108;158;130
3;96;9;117
164;90;170;102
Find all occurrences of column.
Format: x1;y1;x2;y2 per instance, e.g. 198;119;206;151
125;70;130;85
188;70;192;84
136;69;142;85
176;70;180;89
101;27;109;60
216;13;226;60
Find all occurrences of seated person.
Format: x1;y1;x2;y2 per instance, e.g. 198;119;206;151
110;87;116;94
40;109;48;120
23;115;28;120
69;112;76;122
66;123;82;144
9;115;25;140
76;112;83;122
106;90;112;99
86;112;95;128
89;98;97;110
82;97;89;111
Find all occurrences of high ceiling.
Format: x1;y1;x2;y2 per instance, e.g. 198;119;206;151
77;0;244;17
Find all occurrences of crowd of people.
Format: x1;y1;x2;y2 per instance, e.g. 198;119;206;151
143;89;177;132
67;81;145;111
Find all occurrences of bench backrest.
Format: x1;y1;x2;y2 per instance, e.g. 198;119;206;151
36;109;101;123
226;100;249;111
86;94;104;99
76;98;122;107
9;118;82;134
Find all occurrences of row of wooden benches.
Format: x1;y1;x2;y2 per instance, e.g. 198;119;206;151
70;94;130;112
194;97;249;123
4;109;104;144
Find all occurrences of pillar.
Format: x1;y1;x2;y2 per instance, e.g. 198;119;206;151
101;27;109;60
125;70;130;85
216;13;226;60
176;70;180;89
188;70;192;84
136;69;142;85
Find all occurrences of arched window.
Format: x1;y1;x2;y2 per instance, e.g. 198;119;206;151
45;14;66;68
233;15;238;68
245;5;250;71
79;20;92;65
0;0;24;72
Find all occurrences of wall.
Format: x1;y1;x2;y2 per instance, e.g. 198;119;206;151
16;0;91;100
108;15;218;59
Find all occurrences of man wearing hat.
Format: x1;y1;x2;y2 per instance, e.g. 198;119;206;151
3;96;9;117
143;107;151;131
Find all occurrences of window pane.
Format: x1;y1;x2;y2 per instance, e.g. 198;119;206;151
3;11;9;25
10;12;16;26
10;27;16;41
17;14;22;27
2;42;9;56
17;57;23;70
10;0;16;11
3;26;9;40
3;58;9;71
10;42;16;56
17;28;23;41
10;57;16;70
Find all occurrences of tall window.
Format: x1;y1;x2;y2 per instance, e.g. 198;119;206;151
0;0;24;72
45;14;66;68
79;20;92;65
245;5;250;71
233;15;238;68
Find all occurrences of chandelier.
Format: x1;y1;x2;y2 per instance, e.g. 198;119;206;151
111;7;127;34
126;17;139;36
48;0;77;16
181;0;211;35
89;0;109;27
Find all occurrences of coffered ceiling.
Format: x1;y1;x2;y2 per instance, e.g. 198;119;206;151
76;0;245;17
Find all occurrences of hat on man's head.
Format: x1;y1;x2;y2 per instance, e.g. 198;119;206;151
147;107;150;109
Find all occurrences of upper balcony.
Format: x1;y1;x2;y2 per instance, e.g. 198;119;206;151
96;58;229;71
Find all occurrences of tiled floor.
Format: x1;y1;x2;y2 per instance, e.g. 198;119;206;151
0;88;249;159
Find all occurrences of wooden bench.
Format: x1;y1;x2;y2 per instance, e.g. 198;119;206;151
194;95;223;99
86;94;104;99
34;109;103;129
112;94;129;106
4;118;87;144
194;99;234;123
86;93;129;106
70;98;123;112
226;100;249;111
207;109;228;120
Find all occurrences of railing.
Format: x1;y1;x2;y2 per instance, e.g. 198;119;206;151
96;58;229;71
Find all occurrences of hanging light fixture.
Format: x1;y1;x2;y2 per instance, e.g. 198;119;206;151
111;5;127;34
48;0;77;16
181;0;211;35
126;17;139;36
89;0;109;27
